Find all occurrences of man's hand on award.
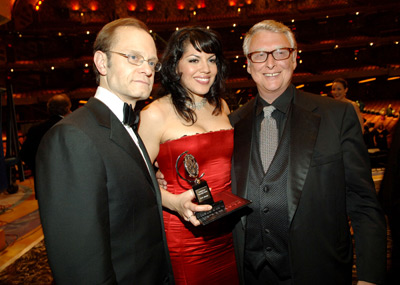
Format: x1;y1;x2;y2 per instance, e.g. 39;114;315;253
154;161;168;190
155;169;168;190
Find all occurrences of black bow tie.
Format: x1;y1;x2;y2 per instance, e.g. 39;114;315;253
123;103;140;131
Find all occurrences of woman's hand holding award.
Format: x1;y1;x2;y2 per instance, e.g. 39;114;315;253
176;151;251;225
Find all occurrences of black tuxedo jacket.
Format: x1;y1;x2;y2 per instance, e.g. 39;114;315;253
36;98;174;285
229;86;386;284
20;115;63;172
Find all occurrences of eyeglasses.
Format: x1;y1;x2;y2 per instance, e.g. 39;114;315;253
108;51;162;72
247;48;295;63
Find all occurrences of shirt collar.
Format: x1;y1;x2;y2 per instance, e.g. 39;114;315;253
94;87;125;124
256;84;295;116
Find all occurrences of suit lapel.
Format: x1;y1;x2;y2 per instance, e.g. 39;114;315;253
86;98;155;190
109;113;157;191
287;93;320;225
233;100;256;199
135;130;162;199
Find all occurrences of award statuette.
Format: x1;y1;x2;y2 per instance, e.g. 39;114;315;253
176;151;251;225
175;151;218;206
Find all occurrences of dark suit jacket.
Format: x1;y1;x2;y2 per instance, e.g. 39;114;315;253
20;115;63;172
36;98;174;285
379;121;400;284
229;86;386;284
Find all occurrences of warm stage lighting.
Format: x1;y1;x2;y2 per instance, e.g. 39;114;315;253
90;2;98;11
72;2;80;11
127;2;137;11
197;0;206;9
177;0;185;10
358;78;376;84
146;1;154;11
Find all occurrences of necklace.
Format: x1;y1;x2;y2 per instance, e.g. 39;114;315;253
185;97;207;110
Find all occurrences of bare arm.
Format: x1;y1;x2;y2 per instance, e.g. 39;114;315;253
138;103;164;163
221;98;231;116
140;103;211;226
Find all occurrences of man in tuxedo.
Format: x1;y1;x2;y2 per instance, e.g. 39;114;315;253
20;93;71;197
36;18;174;284
229;20;386;285
379;121;400;284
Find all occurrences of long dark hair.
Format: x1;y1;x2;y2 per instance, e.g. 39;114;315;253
159;26;228;124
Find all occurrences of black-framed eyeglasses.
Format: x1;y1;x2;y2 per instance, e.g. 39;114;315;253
109;51;162;72
247;48;296;63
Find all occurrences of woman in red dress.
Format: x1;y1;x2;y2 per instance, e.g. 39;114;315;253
139;27;239;284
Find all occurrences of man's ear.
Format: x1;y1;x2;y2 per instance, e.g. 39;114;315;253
94;51;107;76
247;61;251;75
292;50;298;71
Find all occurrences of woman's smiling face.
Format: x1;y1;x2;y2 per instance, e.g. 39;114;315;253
177;43;218;97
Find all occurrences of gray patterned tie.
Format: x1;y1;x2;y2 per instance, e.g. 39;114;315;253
260;105;278;173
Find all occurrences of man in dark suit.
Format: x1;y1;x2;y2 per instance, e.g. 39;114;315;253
229;20;386;285
36;18;174;284
379;121;400;284
20;93;71;196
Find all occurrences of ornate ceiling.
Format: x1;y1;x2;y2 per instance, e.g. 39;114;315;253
0;0;399;111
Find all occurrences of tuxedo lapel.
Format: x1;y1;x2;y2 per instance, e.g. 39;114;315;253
233;100;256;199
135;130;162;199
287;95;320;226
86;98;155;189
109;113;157;191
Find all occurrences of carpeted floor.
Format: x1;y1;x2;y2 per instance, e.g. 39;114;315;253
0;230;392;284
0;240;53;284
0;185;33;213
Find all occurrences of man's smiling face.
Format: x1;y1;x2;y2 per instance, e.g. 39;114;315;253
247;30;297;103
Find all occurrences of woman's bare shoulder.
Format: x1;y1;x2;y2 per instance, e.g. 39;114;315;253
221;98;230;115
141;95;173;121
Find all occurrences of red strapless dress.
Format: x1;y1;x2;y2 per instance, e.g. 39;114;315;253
157;129;239;285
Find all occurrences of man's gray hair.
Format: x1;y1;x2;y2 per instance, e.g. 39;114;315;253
243;20;297;56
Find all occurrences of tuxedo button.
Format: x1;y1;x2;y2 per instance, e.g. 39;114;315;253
264;229;270;234
266;247;272;252
263;207;269;213
263;186;269;193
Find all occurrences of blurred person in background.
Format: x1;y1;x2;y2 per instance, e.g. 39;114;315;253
331;78;364;132
20;94;71;197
